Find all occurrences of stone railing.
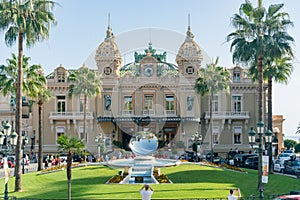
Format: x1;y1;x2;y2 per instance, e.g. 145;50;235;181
49;112;93;120
204;111;250;119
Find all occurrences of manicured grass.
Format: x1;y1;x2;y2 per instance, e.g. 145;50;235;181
0;163;299;199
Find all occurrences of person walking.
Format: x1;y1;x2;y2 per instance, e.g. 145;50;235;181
228;188;241;200
139;184;154;200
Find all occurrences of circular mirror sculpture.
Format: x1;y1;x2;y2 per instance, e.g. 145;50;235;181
129;131;158;156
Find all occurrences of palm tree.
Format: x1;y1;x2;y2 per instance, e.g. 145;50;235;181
0;53;46;101
227;0;294;193
0;0;57;192
68;65;102;147
57;135;84;200
249;56;293;132
250;56;293;173
37;89;52;171
0;54;47;171
194;57;230;163
24;67;52;172
227;0;294;122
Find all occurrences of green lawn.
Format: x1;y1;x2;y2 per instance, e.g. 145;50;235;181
0;163;299;199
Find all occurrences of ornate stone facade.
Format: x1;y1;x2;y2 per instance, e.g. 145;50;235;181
0;25;283;158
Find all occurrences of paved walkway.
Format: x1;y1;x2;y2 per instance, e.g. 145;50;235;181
0;163;38;178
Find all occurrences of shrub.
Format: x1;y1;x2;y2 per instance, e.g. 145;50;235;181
112;140;123;149
295;143;300;153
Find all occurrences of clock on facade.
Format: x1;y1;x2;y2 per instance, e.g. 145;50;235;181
143;65;154;77
104;66;112;75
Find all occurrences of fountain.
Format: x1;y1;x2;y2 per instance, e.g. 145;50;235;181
107;131;180;184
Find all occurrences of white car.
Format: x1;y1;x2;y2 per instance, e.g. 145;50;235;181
273;159;285;173
278;153;295;161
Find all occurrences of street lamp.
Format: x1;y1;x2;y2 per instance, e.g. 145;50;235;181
191;131;202;162
0;122;18;200
248;121;273;200
95;133;104;161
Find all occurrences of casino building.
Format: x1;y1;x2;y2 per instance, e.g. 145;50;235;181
0;24;284;158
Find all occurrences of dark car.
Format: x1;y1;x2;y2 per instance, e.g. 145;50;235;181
232;154;254;167
244;156;259;169
183;151;196;162
284;159;300;177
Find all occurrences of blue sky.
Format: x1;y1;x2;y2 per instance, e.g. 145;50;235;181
0;0;299;140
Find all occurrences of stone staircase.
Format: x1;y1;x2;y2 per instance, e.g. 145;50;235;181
129;163;153;184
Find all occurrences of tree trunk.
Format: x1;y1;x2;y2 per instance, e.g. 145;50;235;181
268;77;274;173
37;101;43;171
14;31;23;192
84;94;87;145
209;93;213;163
68;179;71;200
257;53;263;193
67;151;72;200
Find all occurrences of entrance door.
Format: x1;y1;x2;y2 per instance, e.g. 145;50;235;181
122;132;132;151
163;127;177;146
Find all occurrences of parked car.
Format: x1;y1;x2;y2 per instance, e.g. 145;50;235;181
212;156;225;165
244;156;258;169
278;153;296;161
284;150;295;154
283;159;300;177
273;159;285;173
232;154;254;167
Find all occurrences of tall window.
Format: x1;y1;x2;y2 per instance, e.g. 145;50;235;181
144;95;153;110
57;96;66;112
79;95;84;112
123;96;133;110
233;71;241;82
56;127;65;143
79;127;85;140
213;127;219;144
165;95;175;110
212;95;219;112
233;127;242;144
233;96;242;112
57;72;65;82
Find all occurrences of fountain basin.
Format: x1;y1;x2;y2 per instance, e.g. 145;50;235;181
107;157;181;168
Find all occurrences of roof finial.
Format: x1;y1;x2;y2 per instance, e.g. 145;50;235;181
106;13;113;39
108;13;110;29
186;14;194;40
188;13;191;32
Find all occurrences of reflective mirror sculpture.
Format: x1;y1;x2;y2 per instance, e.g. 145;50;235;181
129;131;158;156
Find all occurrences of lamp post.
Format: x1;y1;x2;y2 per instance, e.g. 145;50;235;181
30;134;35;152
0;122;18;200
22;132;29;174
191;131;202;162
248;121;273;200
95;133;104;161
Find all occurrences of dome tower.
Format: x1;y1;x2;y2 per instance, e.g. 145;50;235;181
95;21;122;77
176;16;203;78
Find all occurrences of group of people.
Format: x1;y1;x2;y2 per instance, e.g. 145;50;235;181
44;154;64;168
139;184;240;200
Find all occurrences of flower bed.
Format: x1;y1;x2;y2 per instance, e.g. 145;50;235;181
153;167;172;183
201;161;247;173
39;163;80;175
